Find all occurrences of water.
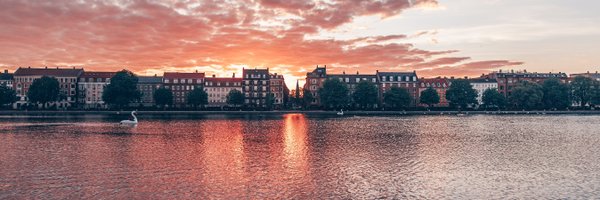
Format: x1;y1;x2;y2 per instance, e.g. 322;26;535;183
1;114;599;199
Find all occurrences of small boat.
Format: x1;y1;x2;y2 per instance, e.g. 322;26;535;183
120;111;138;126
337;109;344;116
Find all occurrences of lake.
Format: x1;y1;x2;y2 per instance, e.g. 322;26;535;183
1;114;599;199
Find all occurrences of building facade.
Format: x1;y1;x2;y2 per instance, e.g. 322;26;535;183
270;73;288;108
13;67;84;109
204;74;242;107
376;71;419;106
418;77;451;107
77;71;116;109
304;65;328;105
243;68;270;107
469;78;498;105
0;70;13;88
571;71;600;81
163;72;205;106
482;70;568;97
137;75;163;107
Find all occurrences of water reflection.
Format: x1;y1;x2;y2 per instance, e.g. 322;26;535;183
1;115;600;199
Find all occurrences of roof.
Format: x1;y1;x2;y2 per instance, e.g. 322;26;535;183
376;71;417;76
138;76;163;83
469;78;497;83
14;67;84;77
0;73;12;80
163;72;205;79
419;78;451;88
205;77;242;87
80;71;116;79
243;68;269;74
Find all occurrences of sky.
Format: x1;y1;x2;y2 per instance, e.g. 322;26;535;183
0;0;599;87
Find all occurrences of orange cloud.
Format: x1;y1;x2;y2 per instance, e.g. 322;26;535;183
0;0;520;86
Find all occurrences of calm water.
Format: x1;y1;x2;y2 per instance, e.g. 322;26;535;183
1;114;600;199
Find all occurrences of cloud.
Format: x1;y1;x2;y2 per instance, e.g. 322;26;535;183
0;0;520;86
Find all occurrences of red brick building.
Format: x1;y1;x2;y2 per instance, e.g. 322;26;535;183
418;77;451;107
13;67;84;109
376;71;419;106
304;65;327;106
481;70;568;97
163;72;205;106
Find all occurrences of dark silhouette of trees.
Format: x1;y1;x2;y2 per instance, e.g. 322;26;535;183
509;81;543;110
153;88;173;108
102;70;141;108
571;76;595;107
318;78;349;109
352;81;378;109
481;88;506;109
187;87;208;109
542;78;570;110
383;87;411;110
226;89;244;108
446;79;478;110
0;84;17;108
420;87;440;109
28;76;60;108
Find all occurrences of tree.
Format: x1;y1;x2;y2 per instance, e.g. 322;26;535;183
226;89;244;107
383;87;411;109
352;81;378;109
592;80;600;107
420;87;440;108
509;81;543;110
481;88;506;109
153;88;173;108
187;87;208;108
265;92;275;110
446;79;478;110
27;76;60;108
302;88;314;110
0;84;17;108
102;70;141;108
318;78;349;109
571;76;595;107
542;78;570;110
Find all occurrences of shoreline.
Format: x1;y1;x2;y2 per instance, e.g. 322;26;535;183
1;110;599;116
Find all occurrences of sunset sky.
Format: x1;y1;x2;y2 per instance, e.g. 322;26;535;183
1;0;599;87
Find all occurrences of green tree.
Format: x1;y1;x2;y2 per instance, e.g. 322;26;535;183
265;92;275;110
571;76;595;107
0;84;18;108
187;87;208;108
226;89;244;107
509;81;544;110
481;88;506;109
420;87;440;108
102;70;141;108
27;76;60;108
446;79;478;110
352;81;378;109
318;78;349;109
153;88;173;108
383;87;411;109
302;88;314;110
592;80;600;107
542;78;570;110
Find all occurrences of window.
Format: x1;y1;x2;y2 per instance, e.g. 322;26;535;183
345;78;349;82
356;78;360;82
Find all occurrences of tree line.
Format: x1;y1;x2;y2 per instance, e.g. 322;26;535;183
1;71;599;111
308;77;600;111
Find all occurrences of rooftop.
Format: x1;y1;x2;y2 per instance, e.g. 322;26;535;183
164;72;205;79
14;67;84;77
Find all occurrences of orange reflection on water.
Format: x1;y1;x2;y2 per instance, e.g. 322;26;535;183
282;114;311;177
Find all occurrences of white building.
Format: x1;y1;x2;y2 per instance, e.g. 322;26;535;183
77;71;116;109
469;78;498;105
204;74;242;107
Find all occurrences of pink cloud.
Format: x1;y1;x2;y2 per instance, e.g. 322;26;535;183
0;0;520;85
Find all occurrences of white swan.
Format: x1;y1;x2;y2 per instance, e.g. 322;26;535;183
337;109;344;116
120;111;138;125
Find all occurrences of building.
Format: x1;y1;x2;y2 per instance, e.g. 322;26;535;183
418;77;451;107
77;71;116;109
270;73;288;109
204;74;242;107
0;70;13;88
242;68;270;107
376;71;419;106
571;71;600;81
469;78;498;105
304;65;328;105
481;70;568;97
163;72;205;106
13;67;84;109
137;75;163;107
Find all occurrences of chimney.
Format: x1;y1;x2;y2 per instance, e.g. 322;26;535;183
212;74;216;78
73;66;75;69
376;70;379;73
450;76;454;79
154;74;157;77
232;73;235;78
343;71;346;75
324;65;326;69
195;70;198;73
3;70;7;74
464;76;468;79
45;66;48;69
356;71;359;75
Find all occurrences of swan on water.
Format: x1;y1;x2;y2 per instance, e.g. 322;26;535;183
337;109;344;116
120;111;138;125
